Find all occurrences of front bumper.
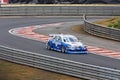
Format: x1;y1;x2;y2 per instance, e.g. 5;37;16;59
66;50;88;54
65;48;88;54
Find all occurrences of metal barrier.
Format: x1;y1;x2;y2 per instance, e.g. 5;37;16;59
0;5;120;16
83;16;120;41
0;45;120;80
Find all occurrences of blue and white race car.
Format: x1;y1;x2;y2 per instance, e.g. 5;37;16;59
46;34;88;54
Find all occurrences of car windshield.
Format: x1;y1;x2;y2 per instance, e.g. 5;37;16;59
63;36;79;42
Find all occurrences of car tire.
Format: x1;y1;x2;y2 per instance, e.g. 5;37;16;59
61;46;66;53
47;43;51;50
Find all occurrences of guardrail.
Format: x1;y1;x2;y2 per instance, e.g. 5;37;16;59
0;45;120;80
0;4;120;16
83;16;120;41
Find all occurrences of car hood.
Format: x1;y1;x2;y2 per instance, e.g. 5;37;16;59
66;42;84;47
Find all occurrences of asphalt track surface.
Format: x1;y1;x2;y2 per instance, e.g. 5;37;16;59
0;16;120;70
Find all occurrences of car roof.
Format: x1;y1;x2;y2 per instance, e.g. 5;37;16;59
61;35;75;38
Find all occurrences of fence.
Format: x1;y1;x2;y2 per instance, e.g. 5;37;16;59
83;16;120;41
0;5;120;16
0;45;120;80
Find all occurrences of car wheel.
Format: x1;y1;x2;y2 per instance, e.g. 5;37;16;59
61;46;66;53
47;43;51;50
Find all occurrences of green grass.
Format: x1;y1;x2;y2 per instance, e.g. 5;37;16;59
108;20;120;29
95;16;120;29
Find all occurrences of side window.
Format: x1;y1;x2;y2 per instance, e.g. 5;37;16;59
53;36;62;42
57;36;62;42
53;36;57;40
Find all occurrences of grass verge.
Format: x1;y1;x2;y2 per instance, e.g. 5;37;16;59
95;16;120;29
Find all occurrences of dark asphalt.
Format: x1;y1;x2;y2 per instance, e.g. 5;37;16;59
0;16;120;70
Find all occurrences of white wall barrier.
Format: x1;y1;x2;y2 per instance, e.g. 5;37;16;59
0;45;120;80
0;5;120;16
83;15;120;41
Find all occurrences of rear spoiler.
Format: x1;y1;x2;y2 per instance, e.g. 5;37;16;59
49;34;62;37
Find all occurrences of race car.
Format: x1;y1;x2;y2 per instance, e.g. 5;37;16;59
46;34;88;54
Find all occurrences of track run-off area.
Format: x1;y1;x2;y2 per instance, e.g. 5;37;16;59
0;16;120;70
